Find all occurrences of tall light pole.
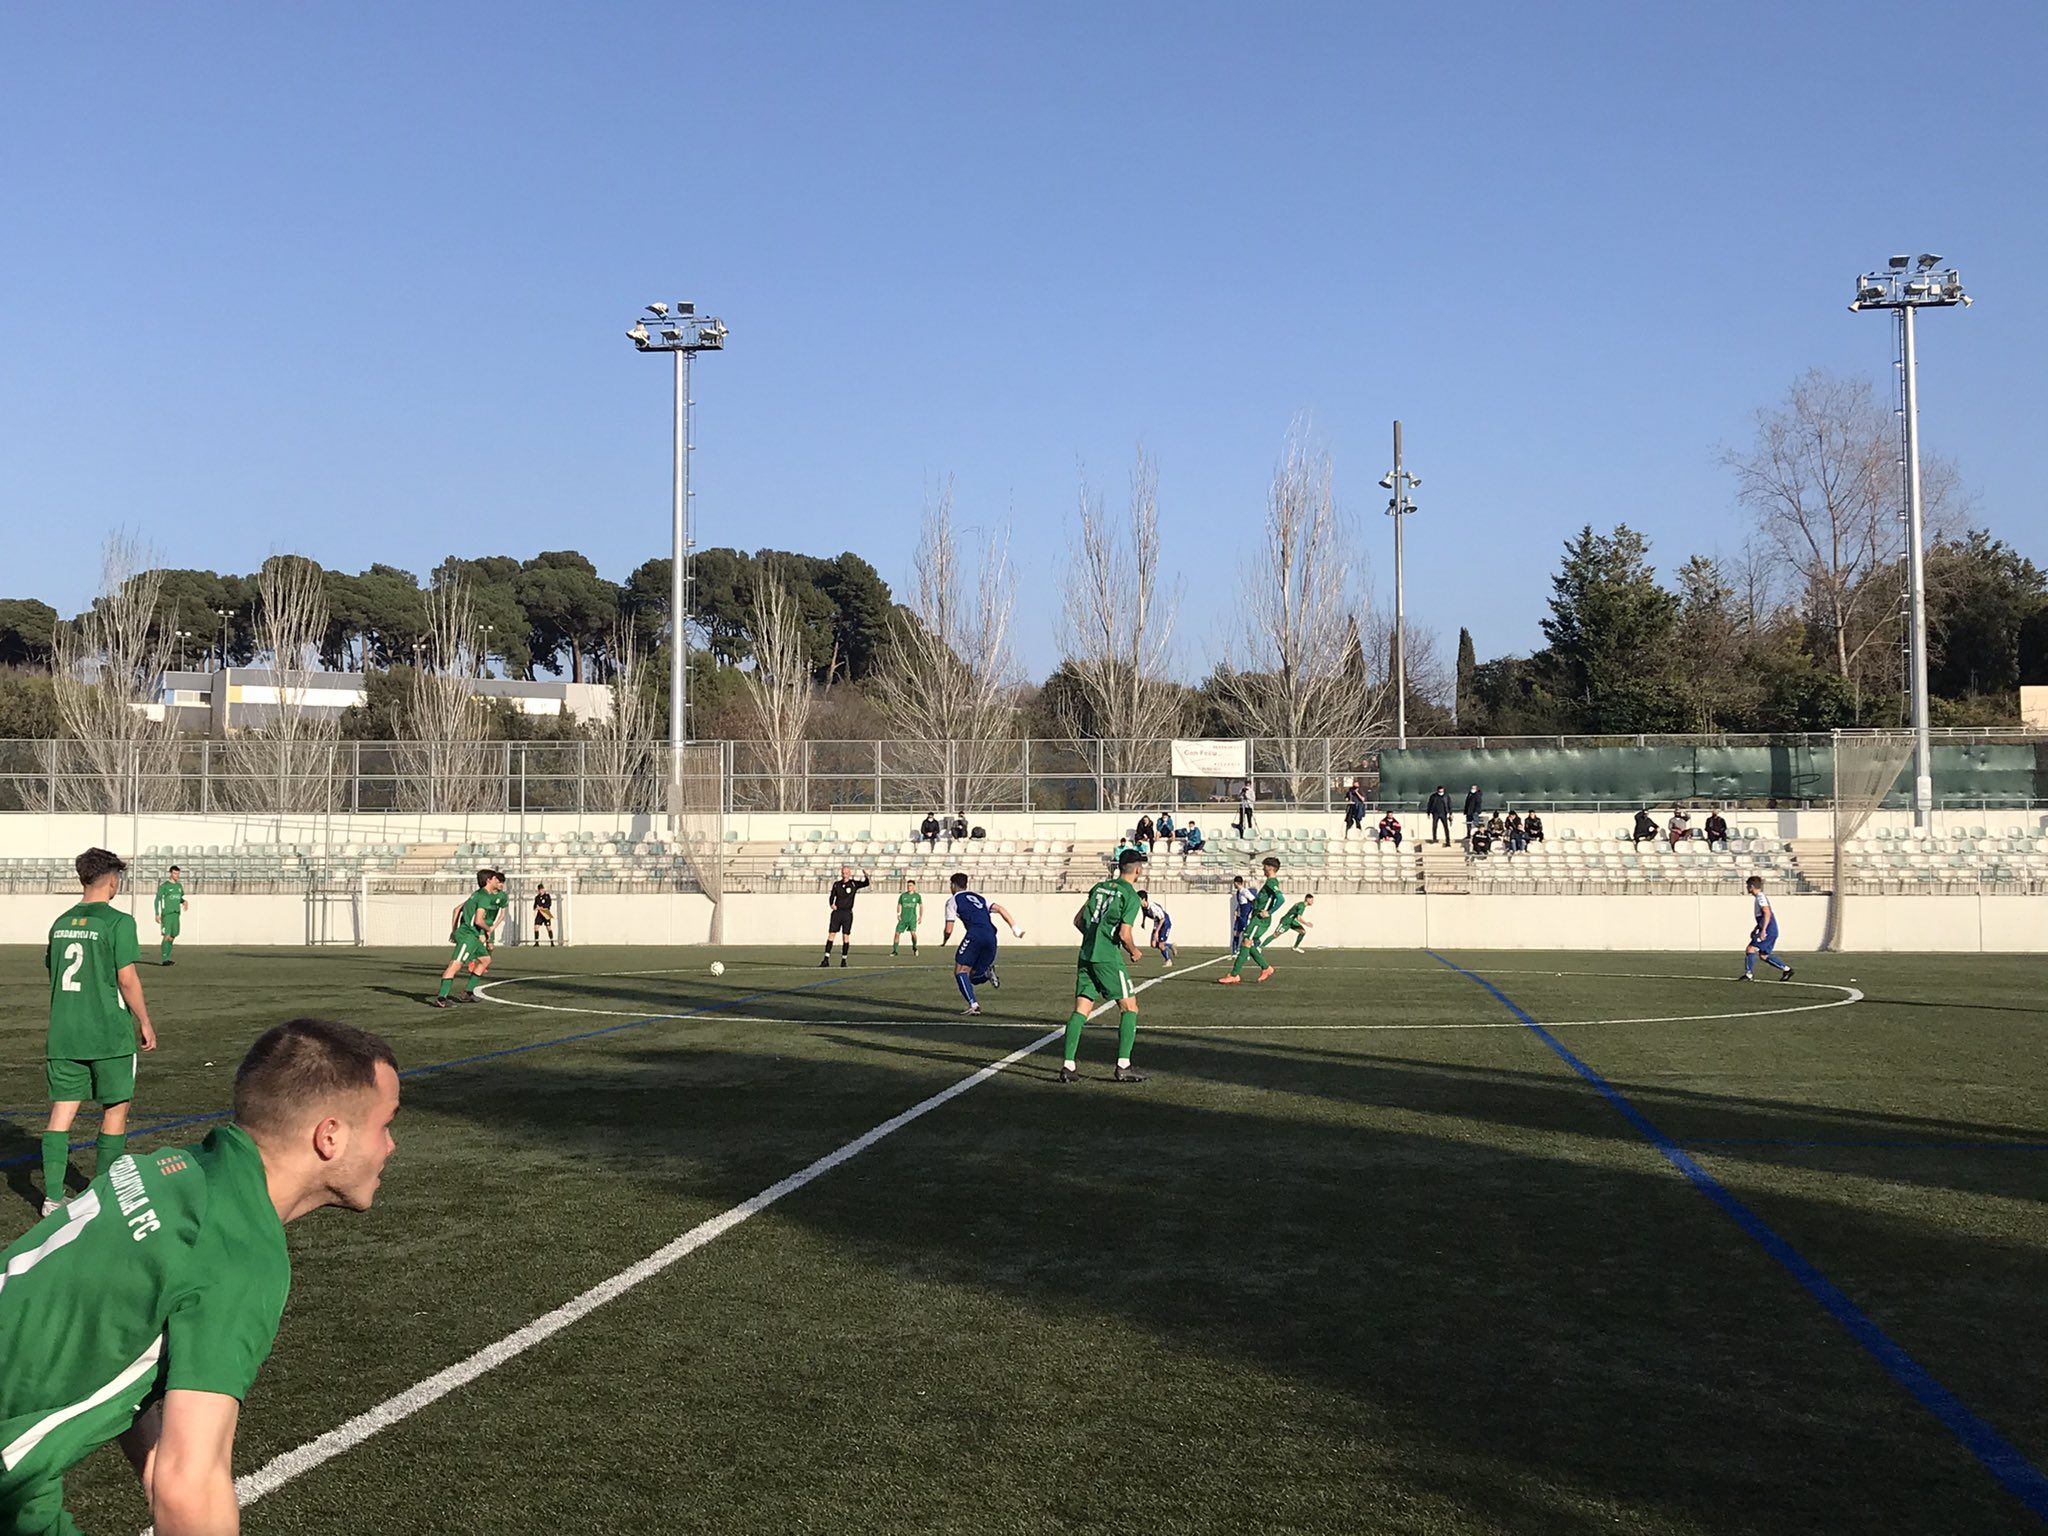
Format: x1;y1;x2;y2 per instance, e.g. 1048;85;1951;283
626;302;729;792
1850;254;1969;828
1378;422;1421;749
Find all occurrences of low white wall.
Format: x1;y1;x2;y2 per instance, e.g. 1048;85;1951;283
5;889;2039;953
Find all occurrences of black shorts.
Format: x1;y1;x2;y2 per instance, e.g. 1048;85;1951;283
828;909;854;935
534;910;553;926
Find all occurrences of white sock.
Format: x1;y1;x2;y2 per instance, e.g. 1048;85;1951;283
1117;1058;1131;1069
1063;1059;1076;1071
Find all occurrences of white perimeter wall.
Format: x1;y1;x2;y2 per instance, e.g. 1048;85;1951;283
3;888;2041;953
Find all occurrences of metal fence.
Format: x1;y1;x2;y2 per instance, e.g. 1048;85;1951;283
2;733;2043;816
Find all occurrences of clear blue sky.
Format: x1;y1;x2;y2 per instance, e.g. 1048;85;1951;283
4;1;2042;679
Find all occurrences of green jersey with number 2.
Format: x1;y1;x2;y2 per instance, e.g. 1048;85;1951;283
46;903;140;1061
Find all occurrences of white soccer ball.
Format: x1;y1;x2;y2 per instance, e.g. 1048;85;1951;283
709;961;726;977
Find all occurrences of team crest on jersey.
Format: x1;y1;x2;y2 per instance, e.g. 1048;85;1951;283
155;1153;190;1176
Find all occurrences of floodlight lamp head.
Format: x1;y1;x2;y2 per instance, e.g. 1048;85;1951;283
1917;253;1941;269
1889;254;1910;270
677;302;695;316
661;326;683;341
1409;474;1421;489
646;303;669;317
627;323;651;345
1378;473;1395;489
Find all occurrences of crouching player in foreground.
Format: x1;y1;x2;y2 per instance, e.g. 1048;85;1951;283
0;1018;399;1536
1057;848;1148;1084
941;873;1024;1015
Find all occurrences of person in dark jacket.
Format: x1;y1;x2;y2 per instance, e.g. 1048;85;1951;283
1426;786;1452;846
1342;780;1368;837
1462;785;1484;831
1632;808;1659;847
920;813;941;846
1705;811;1729;851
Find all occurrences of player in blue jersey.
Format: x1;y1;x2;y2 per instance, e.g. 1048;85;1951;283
942;873;1025;1014
1139;889;1175;965
1741;875;1795;981
1228;875;1253;956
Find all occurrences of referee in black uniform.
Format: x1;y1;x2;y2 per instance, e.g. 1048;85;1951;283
821;865;871;967
532;883;558;946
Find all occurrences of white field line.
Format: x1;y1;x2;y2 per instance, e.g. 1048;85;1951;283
192;954;1222;1525
477;967;1862;1033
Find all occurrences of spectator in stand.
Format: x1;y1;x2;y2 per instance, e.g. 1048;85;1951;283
1463;784;1484;832
1668;809;1692;848
920;812;941;846
1467;821;1494;859
1236;779;1257;835
1134;814;1156;853
1181;822;1205;860
1504;810;1526;853
1522;812;1546;845
1705;811;1729;851
1343;779;1369;838
1376;812;1403;848
950;813;969;843
1485;811;1506;841
1156;810;1176;847
1632;808;1659;847
1427;786;1453;847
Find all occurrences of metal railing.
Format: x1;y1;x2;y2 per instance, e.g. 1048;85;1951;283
0;735;2042;816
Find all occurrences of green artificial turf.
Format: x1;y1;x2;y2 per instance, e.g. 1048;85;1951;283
1;942;2043;1533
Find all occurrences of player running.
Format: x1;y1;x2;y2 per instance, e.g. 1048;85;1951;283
1219;856;1282;984
1139;889;1175;965
153;865;188;966
941;873;1025;1014
892;879;923;955
0;1017;399;1536
431;869;506;1008
821;866;871;968
40;849;158;1216
1276;892;1315;949
1058;848;1148;1083
532;882;558;946
1228;875;1252;957
1741;875;1795;981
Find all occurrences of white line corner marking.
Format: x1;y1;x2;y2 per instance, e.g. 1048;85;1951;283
213;957;1219;1519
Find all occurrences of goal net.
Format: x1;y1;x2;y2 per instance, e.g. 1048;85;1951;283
1822;730;1915;952
358;872;574;949
666;742;727;945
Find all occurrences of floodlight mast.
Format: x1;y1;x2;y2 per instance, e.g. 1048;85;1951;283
625;302;728;795
1847;256;1968;828
1380;422;1422;748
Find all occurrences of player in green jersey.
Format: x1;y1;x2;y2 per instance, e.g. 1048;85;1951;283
1219;856;1282;983
891;880;923;955
42;848;158;1217
1277;892;1315;948
152;865;188;966
430;869;506;1008
1057;847;1148;1084
0;1016;399;1536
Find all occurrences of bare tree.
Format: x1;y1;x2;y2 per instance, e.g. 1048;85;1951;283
741;563;816;812
1216;427;1382;801
1055;450;1185;808
871;482;1021;812
220;554;341;812
397;576;496;812
1724;368;1963;713
50;534;184;812
586;619;656;813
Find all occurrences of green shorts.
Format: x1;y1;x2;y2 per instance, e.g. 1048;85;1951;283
1074;957;1134;1006
1279;917;1306;934
1242;918;1273;946
159;912;181;938
894;919;917;934
46;1053;137;1107
0;1470;85;1536
450;931;490;965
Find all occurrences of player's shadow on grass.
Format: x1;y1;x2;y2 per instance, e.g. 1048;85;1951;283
0;1121;49;1211
405;1040;2048;1535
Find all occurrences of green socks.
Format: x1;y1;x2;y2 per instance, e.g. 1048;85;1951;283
40;1132;69;1204
1117;1011;1138;1063
1062;1011;1088;1064
160;939;172;962
437;977;455;998
96;1132;126;1170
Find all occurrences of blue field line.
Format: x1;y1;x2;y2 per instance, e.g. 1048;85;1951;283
1687;1138;2048;1152
1425;949;2048;1524
0;968;895;1173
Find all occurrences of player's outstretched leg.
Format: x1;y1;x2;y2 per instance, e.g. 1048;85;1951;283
955;968;979;1015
